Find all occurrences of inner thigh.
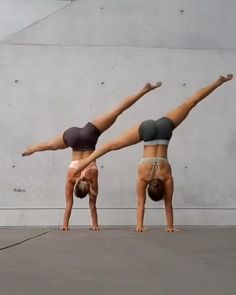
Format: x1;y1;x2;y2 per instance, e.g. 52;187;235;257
112;124;141;149
91;109;120;133
164;103;191;128
49;133;68;150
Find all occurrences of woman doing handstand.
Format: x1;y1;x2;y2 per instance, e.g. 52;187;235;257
22;82;162;231
71;74;233;232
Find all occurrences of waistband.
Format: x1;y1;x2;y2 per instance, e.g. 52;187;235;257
69;160;97;171
144;139;169;146
139;157;169;165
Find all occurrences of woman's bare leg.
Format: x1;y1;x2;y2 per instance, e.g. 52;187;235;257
165;74;233;127
22;134;67;156
92;82;162;133
74;124;141;175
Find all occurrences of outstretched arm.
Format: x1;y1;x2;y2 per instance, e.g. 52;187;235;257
136;177;148;232
60;169;75;231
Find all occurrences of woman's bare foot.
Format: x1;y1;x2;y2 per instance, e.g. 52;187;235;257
143;81;162;93
218;74;233;83
22;147;34;156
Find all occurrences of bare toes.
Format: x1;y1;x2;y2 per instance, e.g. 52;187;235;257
22;150;33;156
226;73;233;80
219;74;233;82
144;81;162;91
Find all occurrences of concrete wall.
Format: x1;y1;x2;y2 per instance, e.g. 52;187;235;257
0;0;70;42
0;0;236;226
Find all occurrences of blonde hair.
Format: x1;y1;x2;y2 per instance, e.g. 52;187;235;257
74;179;89;199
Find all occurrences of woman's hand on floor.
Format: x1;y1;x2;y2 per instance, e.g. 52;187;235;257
165;227;179;233
59;225;70;231
135;227;148;233
89;226;101;231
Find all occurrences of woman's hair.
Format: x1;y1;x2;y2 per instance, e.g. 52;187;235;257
147;178;164;202
74;179;90;199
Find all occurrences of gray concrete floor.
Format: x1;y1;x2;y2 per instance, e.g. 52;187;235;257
0;227;236;295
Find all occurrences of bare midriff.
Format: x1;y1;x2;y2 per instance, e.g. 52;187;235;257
143;145;168;159
71;150;95;161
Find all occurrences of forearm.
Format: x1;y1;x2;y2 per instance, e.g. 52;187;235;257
137;204;145;229
64;174;74;227
63;204;73;226
165;203;174;229
90;207;99;227
136;177;147;231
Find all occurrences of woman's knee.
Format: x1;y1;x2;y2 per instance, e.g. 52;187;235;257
49;141;61;150
111;108;122;119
